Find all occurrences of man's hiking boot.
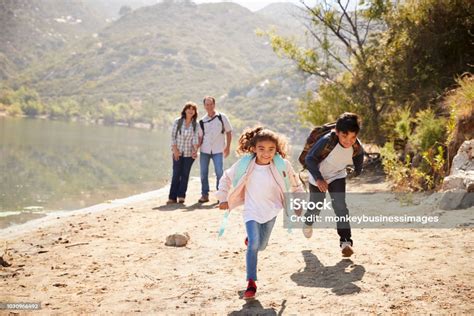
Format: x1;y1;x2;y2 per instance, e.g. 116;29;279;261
198;195;209;203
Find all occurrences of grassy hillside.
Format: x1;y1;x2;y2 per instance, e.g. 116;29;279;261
0;0;107;79
14;2;294;105
82;0;160;19
1;1;317;137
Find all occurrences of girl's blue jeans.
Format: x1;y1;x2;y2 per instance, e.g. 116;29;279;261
245;217;277;281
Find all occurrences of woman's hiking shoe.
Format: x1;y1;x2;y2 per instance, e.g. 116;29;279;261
177;197;185;203
244;279;257;300
303;225;313;239
166;199;177;205
341;241;354;257
198;195;209;203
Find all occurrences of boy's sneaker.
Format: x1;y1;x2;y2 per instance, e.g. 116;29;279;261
243;279;257;300
303;225;313;239
341;241;354;257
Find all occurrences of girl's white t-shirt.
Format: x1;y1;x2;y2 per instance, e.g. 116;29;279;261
308;142;353;185
243;163;282;223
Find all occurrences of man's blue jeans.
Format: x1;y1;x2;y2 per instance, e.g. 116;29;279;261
200;152;223;196
245;217;277;281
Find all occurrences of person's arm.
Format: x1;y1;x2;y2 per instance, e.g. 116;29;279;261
305;134;330;181
214;161;238;209
223;114;233;158
197;122;203;148
192;124;199;158
224;131;232;158
170;119;180;160
352;142;364;177
171;119;178;147
286;160;305;193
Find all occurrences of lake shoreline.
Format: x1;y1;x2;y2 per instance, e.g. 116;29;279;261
0;111;165;131
0;178;191;239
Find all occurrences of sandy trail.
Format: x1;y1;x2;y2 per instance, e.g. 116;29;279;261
0;176;473;314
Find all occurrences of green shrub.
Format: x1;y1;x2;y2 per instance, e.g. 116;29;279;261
412;108;446;151
6;103;23;117
381;108;448;191
20;100;43;117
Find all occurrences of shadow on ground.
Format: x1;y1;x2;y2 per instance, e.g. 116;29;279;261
291;250;365;295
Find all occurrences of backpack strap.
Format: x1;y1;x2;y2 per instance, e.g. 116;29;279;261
217;114;225;134
199;119;205;137
199;114;225;138
175;117;184;138
273;154;290;191
273;154;293;233
232;154;254;187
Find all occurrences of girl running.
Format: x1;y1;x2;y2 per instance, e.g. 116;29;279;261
215;126;304;299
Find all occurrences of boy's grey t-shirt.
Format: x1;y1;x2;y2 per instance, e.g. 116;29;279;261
198;112;232;154
308;143;353;185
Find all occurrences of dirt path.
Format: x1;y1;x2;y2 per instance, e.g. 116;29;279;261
0;177;473;314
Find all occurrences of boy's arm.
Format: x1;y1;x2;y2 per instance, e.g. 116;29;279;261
352;143;364;177
305;134;331;181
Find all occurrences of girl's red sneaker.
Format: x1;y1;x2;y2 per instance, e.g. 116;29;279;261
244;279;257;300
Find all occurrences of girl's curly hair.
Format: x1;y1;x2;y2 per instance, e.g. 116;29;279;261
236;126;288;158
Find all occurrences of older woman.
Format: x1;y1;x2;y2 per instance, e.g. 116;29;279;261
167;102;199;204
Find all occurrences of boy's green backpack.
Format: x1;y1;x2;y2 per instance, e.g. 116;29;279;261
232;153;290;190
298;122;336;169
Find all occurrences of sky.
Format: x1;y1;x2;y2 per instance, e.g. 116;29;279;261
192;0;359;12
193;0;315;12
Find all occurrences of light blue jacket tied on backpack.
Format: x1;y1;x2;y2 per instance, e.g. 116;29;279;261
215;153;305;235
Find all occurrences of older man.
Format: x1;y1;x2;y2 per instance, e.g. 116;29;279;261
198;96;232;203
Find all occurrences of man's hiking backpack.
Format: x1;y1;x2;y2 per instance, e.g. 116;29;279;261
298;122;336;169
199;114;225;137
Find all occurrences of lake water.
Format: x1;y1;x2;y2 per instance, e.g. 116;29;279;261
0;117;201;227
0;116;303;228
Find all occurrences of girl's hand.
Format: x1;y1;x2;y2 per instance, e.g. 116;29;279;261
191;151;198;159
294;207;302;217
219;202;229;210
316;179;328;192
173;149;180;161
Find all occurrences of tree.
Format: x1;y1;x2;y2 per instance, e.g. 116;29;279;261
263;0;391;143
264;0;472;144
119;5;132;16
373;0;474;112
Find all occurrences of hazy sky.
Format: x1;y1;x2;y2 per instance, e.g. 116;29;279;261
193;0;358;12
193;0;314;12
